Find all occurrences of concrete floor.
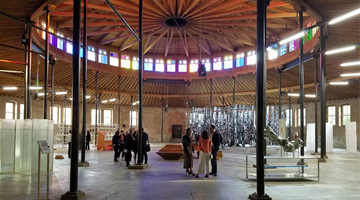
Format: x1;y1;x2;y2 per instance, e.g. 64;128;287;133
0;144;359;200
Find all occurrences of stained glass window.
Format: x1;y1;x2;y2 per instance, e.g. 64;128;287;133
121;55;130;69
144;58;153;71
246;51;256;65
213;57;222;70
167;60;176;72
190;59;199;72
201;59;211;71
110;52;119;67
155;59;165;72
87;46;96;61
236;53;245;67
178;60;187;72
98;49;108;64
132;57;139;70
224;56;233;69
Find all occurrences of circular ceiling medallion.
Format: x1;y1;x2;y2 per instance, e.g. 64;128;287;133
165;18;188;27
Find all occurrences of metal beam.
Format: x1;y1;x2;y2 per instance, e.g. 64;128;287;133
313;55;319;154
117;75;121;126
320;25;327;161
249;0;271;199
281;53;313;72
137;0;143;165
61;0;84;198
25;25;32;119
80;0;88;166
299;9;305;173
43;9;50;120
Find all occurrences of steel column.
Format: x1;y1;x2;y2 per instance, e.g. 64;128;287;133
249;0;271;199
80;0;88;165
232;76;235;146
288;94;291;139
25;25;32;119
117;76;121;126
94;71;98;146
299;10;305;160
210;79;213;125
314;55;319;153
137;0;143;165
61;0;82;198
161;97;164;143
98;93;101;126
43;9;50;119
130;96;133;131
50;60;54;120
278;69;282;119
186;81;190;128
320;25;327;161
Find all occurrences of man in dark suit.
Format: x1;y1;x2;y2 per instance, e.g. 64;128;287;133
85;131;91;150
141;128;149;164
209;125;220;176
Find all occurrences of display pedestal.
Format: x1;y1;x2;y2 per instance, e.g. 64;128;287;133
249;193;272;200
78;162;89;167
311;152;320;155
345;122;357;153
128;164;149;170
61;191;85;200
325;123;333;153
306;123;315;152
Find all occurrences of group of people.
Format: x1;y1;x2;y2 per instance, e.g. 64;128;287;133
112;128;150;167
182;125;221;178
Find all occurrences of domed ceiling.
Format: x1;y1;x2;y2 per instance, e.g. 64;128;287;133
52;0;306;56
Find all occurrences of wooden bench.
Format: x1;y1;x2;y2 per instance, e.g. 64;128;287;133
156;144;184;160
192;144;223;160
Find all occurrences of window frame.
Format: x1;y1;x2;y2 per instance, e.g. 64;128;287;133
130;110;137;126
5;102;16;119
63;107;72;125
327;106;336;126
121;55;131;69
51;106;60;124
103;109;113;125
341;104;351;126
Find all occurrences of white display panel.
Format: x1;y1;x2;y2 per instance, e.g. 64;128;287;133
306;123;315;152
14;120;54;175
345;122;357;153
0;120;16;173
326;123;333;153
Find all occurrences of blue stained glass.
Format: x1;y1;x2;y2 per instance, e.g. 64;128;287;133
236;58;245;67
280;44;287;56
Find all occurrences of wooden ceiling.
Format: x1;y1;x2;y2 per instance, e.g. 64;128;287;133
51;0;306;56
0;0;359;108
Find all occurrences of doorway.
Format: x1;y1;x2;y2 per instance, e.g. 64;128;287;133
172;125;182;139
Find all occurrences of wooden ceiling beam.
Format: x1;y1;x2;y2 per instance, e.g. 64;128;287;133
177;29;189;57
192;26;254;46
193;22;297;29
187;29;234;52
177;0;185;17
168;0;176;16
120;28;164;51
61;1;158;19
200;12;308;22
282;0;323;21
31;2;57;21
88;24;157;36
180;0;201;18
144;28;170;54
153;0;172;17
184;30;212;55
190;0;248;18
110;0;163;18
165;28;174;57
194;2;289;20
185;0;224;18
100;26;158;45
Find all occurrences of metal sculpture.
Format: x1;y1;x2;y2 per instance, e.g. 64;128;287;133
264;126;304;152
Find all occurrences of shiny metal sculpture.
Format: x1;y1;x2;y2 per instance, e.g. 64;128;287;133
264;126;304;152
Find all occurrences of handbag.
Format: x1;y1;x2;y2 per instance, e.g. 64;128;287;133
145;140;151;152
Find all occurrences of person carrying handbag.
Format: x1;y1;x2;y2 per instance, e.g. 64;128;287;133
195;130;212;178
112;131;121;162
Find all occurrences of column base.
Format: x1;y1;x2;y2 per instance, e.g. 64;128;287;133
319;157;327;162
128;164;149;170
61;190;85;200
311;152;320;155
248;192;272;200
78;162;89;167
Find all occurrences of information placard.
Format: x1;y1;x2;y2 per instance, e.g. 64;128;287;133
37;140;51;154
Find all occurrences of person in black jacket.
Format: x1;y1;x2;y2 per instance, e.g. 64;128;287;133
141;128;149;164
209;125;220;176
112;131;120;162
125;130;135;167
85;131;91;150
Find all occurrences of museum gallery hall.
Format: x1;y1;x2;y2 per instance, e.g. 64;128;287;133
0;0;359;200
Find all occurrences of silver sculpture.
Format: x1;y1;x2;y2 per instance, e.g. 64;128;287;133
264;126;304;152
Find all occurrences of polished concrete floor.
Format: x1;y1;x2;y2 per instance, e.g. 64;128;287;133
0;144;359;200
